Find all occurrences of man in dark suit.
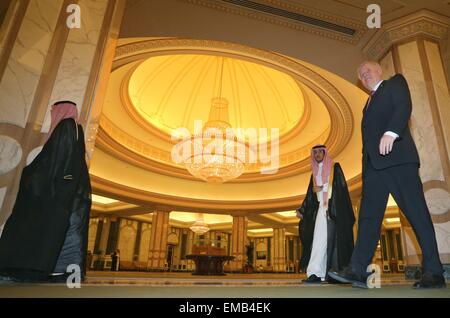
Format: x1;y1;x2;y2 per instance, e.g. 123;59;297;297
329;61;445;289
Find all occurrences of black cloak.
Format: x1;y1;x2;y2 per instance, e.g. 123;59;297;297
0;118;91;282
297;163;355;273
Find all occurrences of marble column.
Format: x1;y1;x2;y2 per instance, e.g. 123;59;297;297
273;228;286;272
366;12;450;278
148;211;170;271
230;216;247;272
117;218;138;263
0;0;125;233
138;222;152;263
187;230;195;270
97;216;111;257
87;217;100;253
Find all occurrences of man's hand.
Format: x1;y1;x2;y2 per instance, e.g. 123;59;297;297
313;185;323;193
296;210;303;219
379;134;396;155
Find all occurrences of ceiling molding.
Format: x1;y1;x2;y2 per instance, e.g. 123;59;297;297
119;58;313;148
177;0;366;45
96;114;331;182
112;39;354;156
363;10;450;60
90;173;362;213
91;173;303;213
104;38;355;181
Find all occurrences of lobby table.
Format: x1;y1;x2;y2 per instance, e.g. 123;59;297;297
186;254;235;275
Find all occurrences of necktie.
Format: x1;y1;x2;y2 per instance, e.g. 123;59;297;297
366;90;375;109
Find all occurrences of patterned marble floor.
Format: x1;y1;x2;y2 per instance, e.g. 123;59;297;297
0;271;448;298
84;271;411;286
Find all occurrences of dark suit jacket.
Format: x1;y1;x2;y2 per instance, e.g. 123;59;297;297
362;74;420;171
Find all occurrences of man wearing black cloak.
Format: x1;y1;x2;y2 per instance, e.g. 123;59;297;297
0;101;92;283
297;145;355;283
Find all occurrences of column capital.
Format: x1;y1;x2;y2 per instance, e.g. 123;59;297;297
363;10;450;60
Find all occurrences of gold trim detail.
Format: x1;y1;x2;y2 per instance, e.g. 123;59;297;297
113;38;354;154
90;173;362;213
103;38;354;182
119;59;312;146
365;13;449;60
96;115;330;182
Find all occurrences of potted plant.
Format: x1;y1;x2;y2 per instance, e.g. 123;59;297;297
244;244;254;273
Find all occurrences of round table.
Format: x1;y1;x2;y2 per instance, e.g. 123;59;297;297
186;254;235;275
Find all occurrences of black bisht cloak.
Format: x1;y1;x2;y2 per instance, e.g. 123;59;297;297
0;118;92;281
297;163;355;273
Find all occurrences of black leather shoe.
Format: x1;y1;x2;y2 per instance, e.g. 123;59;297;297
47;273;71;284
302;274;323;284
413;272;446;289
326;274;350;284
328;267;368;287
351;281;369;289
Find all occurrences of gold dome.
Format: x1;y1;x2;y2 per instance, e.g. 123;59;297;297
127;54;305;139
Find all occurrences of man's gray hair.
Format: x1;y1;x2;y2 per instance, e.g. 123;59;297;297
357;60;382;79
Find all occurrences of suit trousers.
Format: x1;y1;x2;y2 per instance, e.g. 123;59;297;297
350;159;443;276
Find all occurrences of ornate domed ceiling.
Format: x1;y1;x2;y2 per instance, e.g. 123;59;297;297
127;54;305;140
89;38;367;214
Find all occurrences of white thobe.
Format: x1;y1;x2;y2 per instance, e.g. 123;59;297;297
306;162;329;280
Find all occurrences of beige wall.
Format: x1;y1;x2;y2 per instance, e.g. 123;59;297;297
0;0;125;232
396;39;450;265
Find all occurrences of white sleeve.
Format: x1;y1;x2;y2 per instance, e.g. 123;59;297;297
384;131;399;139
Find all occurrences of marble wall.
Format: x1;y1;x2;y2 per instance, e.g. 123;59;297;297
398;41;445;183
424;40;450;169
148;211;170;269
87;218;99;253
41;0;108;133
0;0;124;231
422;41;450;265
0;135;22;175
230;216;247;271
117;218;138;263
0;0;19;56
97;217;110;255
380;51;396;79
272;228;286;272
138;222;152;263
396;40;450;265
0;0;63;127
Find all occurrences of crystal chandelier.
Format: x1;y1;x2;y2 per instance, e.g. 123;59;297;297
189;213;210;234
183;57;248;184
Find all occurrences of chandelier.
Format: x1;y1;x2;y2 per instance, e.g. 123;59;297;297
183;57;248;184
189;213;210;234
